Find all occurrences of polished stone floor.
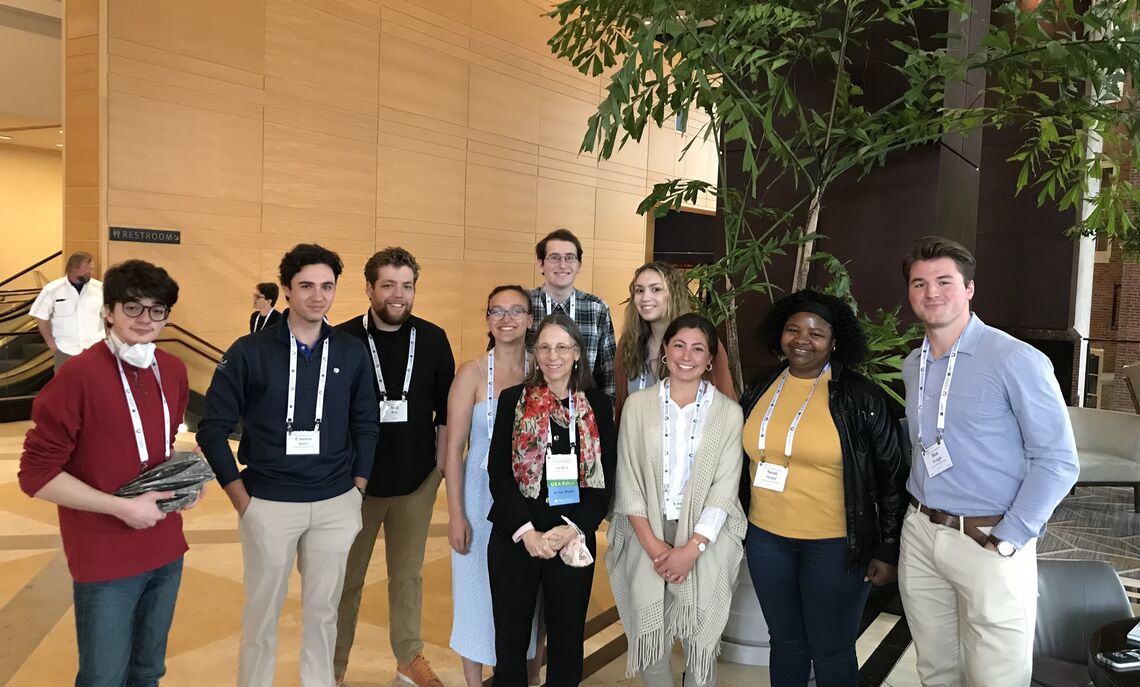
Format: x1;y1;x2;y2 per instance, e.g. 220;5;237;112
0;420;1134;686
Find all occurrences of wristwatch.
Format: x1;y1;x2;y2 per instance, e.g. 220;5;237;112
986;535;1015;557
692;539;707;554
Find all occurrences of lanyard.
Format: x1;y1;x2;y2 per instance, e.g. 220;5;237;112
638;365;650;391
662;379;708;491
485;349;530;438
917;334;963;448
545;292;576;321
115;356;171;469
362;314;416;400
547;392;577;455
287;330;329;432
758;364;829;465
254;313;267;332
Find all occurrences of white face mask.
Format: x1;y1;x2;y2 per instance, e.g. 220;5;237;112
106;332;156;368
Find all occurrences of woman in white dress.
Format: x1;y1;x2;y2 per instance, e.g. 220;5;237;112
445;285;534;687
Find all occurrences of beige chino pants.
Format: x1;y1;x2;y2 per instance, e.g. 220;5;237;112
238;488;363;687
334;469;442;673
898;505;1038;687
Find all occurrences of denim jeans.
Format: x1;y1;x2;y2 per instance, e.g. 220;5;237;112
745;525;869;687
73;557;183;687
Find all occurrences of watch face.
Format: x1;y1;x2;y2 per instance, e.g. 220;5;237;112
696;542;706;552
997;541;1015;556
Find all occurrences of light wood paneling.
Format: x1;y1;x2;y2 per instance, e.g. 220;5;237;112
66;0;720;375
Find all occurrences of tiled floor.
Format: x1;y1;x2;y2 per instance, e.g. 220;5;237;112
4;419;1135;686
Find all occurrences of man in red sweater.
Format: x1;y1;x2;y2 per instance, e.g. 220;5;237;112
19;259;191;687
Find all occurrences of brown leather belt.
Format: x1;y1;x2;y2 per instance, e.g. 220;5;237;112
909;496;1002;548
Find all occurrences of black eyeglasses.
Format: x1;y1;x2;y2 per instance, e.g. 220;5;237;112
487;306;528;320
120;301;170;321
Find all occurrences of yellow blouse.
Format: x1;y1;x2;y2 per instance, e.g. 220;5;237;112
744;370;846;539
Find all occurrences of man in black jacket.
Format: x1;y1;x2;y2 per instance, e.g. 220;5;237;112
198;244;379;687
333;247;454;687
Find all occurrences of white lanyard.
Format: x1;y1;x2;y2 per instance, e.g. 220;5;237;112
115;357;171;469
545;291;576;321
286;330;329;432
758;364;829;465
362;314;416;400
662;379;708;492
917;334;963;448
254;313;269;331
638;365;650;390
547;392;577;455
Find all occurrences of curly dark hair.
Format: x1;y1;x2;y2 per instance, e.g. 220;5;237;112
759;290;868;367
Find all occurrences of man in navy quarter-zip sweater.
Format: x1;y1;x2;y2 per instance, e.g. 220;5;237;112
198;244;379;687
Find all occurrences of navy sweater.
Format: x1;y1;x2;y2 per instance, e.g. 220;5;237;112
197;318;379;502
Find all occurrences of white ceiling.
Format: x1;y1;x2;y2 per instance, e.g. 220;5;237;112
0;0;61;152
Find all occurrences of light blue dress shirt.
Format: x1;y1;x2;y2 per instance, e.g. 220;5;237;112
903;315;1079;549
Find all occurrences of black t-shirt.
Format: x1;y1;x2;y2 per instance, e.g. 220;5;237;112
337;313;455;496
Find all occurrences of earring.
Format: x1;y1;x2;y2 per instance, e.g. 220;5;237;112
705;363;713;372
661;355;667;365
832;343;837;351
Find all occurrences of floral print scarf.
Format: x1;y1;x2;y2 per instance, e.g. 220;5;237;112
511;385;604;499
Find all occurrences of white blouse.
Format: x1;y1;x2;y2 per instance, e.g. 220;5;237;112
659;381;728;542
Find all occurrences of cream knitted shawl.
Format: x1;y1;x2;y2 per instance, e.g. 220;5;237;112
605;383;746;683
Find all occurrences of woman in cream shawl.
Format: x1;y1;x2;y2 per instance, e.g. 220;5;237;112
606;313;746;687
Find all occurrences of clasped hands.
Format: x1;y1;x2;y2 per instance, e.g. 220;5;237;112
645;537;697;584
521;525;578;559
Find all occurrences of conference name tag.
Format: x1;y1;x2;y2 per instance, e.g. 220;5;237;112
922;441;954;478
754;462;789;493
546;452;580;506
380;399;409;424
286;430;321;455
664;493;684;521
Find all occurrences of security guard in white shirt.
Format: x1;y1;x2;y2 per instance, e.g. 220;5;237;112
29;252;105;369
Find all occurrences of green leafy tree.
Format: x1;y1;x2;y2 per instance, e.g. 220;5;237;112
549;0;1140;388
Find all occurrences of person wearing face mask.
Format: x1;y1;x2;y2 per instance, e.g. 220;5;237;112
607;313;746;687
487;313;616;687
333;247;455;687
614;263;736;421
739;290;908;687
30;251;105;369
19;259;192;687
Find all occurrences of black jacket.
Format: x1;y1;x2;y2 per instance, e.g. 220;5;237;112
739;361;909;570
488;385;617;544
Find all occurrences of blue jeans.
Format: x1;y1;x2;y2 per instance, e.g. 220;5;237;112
73;557;183;687
745;525;869;687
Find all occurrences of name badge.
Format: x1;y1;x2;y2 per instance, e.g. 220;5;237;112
546;452;580;506
380;399;409;423
753;462;789;492
664;493;683;521
286;430;321;455
922;441;954;478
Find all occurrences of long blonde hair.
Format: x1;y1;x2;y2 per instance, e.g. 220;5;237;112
619;262;691;381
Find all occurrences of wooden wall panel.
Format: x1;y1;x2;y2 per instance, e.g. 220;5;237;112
67;0;721;381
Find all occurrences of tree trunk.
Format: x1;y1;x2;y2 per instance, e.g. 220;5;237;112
724;274;743;396
791;187;824;292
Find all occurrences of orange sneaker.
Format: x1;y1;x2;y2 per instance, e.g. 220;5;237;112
396;654;443;687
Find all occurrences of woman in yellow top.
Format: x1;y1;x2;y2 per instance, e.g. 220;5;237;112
740;290;907;687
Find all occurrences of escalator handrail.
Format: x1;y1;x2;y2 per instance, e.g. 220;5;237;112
155;337;222;365
164;323;226;358
0;251;63;289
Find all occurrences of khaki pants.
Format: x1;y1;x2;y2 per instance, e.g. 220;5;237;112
335;470;442;672
898;505;1037;687
238;488;363;687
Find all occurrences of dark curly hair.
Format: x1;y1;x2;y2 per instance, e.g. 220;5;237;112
759;290;868;367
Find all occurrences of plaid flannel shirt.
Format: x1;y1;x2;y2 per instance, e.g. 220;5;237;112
527;287;616;402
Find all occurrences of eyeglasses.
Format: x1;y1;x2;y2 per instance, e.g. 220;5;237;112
543;254;579;265
253;294;267;301
120;301;170;321
488;306;528;320
535;343;578;356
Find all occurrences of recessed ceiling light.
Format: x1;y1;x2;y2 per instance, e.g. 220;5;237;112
56;143;63;147
0;135;11;140
58;130;63;134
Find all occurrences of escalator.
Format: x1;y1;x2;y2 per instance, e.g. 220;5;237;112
0;252;228;424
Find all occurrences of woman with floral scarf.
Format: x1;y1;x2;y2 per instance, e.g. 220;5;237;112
607;313;746;687
487;313;617;687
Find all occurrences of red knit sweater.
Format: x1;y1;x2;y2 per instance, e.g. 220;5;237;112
19;343;190;583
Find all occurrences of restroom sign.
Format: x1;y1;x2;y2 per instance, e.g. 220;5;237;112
110;227;181;244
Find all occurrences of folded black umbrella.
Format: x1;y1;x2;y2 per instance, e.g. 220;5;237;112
114;452;215;513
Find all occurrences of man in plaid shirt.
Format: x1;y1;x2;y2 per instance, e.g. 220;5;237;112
527;228;617;403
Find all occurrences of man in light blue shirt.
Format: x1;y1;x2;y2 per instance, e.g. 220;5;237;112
898;236;1078;686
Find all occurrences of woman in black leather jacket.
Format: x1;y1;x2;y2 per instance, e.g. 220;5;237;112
739;290;908;687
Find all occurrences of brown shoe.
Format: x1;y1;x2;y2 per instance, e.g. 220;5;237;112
334;671;345;686
396;654;443;687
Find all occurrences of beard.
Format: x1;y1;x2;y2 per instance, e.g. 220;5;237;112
75;274;91;284
375;302;411;326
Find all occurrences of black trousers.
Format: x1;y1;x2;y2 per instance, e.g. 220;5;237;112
488;529;595;687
